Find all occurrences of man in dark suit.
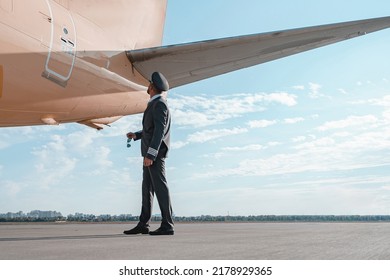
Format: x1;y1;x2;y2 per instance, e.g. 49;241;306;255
124;72;174;236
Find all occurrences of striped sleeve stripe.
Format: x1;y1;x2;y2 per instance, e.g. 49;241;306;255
147;147;158;157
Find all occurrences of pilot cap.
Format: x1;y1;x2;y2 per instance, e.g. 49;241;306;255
150;72;169;92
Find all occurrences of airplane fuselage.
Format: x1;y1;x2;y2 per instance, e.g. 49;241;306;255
0;0;167;128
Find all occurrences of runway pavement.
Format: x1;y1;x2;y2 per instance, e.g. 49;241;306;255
1;222;390;260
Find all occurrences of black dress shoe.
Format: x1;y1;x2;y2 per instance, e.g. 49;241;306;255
149;227;174;236
123;226;149;235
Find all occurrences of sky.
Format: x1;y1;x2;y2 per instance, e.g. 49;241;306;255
1;0;390;216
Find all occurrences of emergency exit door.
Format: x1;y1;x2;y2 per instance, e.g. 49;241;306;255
42;0;76;87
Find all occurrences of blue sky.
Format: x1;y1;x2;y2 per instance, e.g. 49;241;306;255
1;0;390;216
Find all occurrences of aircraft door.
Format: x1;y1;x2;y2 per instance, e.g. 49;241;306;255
42;0;76;87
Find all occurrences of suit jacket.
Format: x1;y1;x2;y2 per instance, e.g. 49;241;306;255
134;96;171;160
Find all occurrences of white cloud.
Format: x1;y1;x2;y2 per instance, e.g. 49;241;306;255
176;176;390;215
338;88;348;95
200;152;225;160
248;119;277;128
169;92;297;128
352;95;390;107
317;115;378;131
171;141;188;149
95;146;113;168
31;134;78;189
263;92;297;106
383;110;390;122
34;156;77;190
267;141;282;147
67;130;96;150
172;109;229;128
294;137;336;150
284;117;305;124
126;156;142;166
331;131;351;138
47;135;66;152
292;85;305;90
195;107;390;179
107;168;139;189
198;144;373;178
0;138;9;149
375;96;390;107
0;128;30;149
3;181;22;196
292;136;306;143
222;144;263;152
308;82;324;99
187;127;248;143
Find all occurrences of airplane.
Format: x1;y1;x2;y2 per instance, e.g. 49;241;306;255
1;0;390;130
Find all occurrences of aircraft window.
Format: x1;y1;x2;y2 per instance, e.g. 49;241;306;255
63;27;68;35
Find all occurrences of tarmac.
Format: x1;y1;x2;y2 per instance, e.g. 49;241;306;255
1;222;390;260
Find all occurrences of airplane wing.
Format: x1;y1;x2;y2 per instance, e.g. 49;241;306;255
127;16;390;88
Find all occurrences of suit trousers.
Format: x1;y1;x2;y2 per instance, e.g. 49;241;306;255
138;157;174;229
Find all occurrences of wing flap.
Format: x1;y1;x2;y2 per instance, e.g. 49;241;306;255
127;16;390;88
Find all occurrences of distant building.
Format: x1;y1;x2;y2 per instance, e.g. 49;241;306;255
27;210;63;218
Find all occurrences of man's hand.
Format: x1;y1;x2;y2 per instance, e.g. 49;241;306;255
127;132;136;139
144;157;154;167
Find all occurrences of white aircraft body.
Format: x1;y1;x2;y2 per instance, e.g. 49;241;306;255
1;0;390;129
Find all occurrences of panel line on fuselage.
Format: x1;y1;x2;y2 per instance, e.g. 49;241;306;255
0;65;3;98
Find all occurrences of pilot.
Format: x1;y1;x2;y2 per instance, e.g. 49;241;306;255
124;72;174;236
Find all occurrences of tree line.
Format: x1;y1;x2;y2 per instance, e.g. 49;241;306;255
2;214;390;223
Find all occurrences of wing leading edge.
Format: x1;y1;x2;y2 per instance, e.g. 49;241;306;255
127;16;390;88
